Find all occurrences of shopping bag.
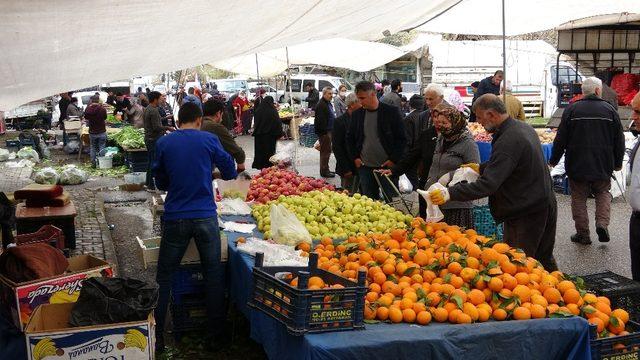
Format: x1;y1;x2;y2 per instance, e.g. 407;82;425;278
398;174;413;193
69;277;158;326
416;183;446;223
270;204;312;246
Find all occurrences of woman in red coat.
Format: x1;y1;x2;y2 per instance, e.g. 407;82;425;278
232;91;252;135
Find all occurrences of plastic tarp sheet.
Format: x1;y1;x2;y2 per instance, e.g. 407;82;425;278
0;0;459;111
416;0;640;36
211;38;407;77
224;215;591;360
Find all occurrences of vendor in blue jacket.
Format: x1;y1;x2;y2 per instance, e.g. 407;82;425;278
152;101;237;353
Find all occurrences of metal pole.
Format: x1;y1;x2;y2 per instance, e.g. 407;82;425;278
255;53;260;81
502;0;507;102
285;46;298;172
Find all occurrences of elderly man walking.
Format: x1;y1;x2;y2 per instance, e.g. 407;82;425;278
628;92;640;280
550;77;625;245
315;87;336;178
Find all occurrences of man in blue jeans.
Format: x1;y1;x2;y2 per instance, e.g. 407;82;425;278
152;102;237;353
347;81;406;200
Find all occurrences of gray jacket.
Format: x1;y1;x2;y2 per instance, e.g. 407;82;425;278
426;131;480;209
380;91;402;110
630;140;640;212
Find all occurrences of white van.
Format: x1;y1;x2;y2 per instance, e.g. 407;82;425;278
281;74;353;103
72;91;108;111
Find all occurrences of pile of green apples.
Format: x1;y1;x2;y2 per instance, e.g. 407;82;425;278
251;190;412;240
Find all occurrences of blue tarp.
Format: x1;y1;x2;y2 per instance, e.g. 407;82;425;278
224;218;592;360
476;141;553;163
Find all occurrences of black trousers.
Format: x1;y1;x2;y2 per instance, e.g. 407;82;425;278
503;197;558;271
630;212;640;281
418;178;427;219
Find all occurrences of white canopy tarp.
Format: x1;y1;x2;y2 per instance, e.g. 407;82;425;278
211;38;407;77
416;0;640;35
0;0;459;111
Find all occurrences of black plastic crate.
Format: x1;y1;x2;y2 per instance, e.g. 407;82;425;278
172;265;205;296
171;294;207;332
248;252;367;336
5;139;20;148
124;149;148;163
590;321;640;359
127;161;148;172
581;272;640;322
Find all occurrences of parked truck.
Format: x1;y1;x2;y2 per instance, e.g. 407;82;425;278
424;39;581;118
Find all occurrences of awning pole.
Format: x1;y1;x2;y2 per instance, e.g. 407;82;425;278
255;53;260;80
285;46;298;172
502;0;507;102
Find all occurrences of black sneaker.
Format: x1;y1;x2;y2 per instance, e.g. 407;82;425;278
596;227;610;243
571;233;592;245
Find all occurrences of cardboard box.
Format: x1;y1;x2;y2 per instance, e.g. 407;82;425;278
25;303;154;360
0;255;113;330
137;234;228;269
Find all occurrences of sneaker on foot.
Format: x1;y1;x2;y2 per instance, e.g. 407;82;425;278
570;233;592;245
596;227;610;242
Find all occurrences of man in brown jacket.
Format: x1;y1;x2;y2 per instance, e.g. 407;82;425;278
201;99;246;172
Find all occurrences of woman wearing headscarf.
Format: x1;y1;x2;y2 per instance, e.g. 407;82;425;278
252;96;283;169
233;91;252;135
425;103;480;228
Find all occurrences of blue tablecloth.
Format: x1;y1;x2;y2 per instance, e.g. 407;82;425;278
476;141;553;163
224;216;592;360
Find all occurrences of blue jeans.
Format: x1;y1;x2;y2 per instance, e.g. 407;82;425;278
145;139;156;189
357;166;398;201
155;216;225;343
89;132;107;165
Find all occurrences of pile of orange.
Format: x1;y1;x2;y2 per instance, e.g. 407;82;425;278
310;218;631;338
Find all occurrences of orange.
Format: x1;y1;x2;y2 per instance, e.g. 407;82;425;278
547;304;560;314
373;272;387;286
512;285;532;303
598;296;611;307
477;308;491;322
513;306;531;320
457;312;472;324
447;262;463;275
376;306;390;321
481;248;501;264
366;292;379;303
608;317;625;334
413;302;427;314
501;274;518;290
493;308;508;321
557;280;576;294
543;288;562;304
530;304;546;319
589;317;605;333
563;289;581;305
402;308;417;323
611;309;630;324
308;276;325;288
364;304;377;320
582;293;598;305
500;261;518;276
452;289;468;303
413;251;430;266
400;298;414;310
377;295;393;307
492;242;510;254
358;252;372;265
382;263;396;275
448;309;462;323
449;276;464;289
566;303;580;316
417;311;432;325
389;306;403;323
468;289;485;306
374;250;389;263
463;302;479;321
595;301;612;316
460;268;478;282
488;277;504;292
531;294;549;308
403;291;418;302
433;307;449;322
514;272;530;285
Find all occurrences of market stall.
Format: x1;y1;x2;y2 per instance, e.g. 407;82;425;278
468;123;556;163
222;215;592;360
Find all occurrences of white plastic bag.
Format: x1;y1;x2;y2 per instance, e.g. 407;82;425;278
399;174;413;193
417;183;446;223
16;146;39;163
450;167;480;186
269;142;296;167
217;198;252;215
59;165;87;185
270;204;312;246
34;167;60;185
0;148;9;162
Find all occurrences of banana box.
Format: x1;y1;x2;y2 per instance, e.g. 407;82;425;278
25;303;154;360
0;255;113;330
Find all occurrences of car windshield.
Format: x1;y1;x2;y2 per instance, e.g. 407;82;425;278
216;80;246;92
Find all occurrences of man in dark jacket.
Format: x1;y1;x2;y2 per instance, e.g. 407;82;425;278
402;95;426;190
380;79;403;111
305;84;319;109
550;77;625;245
144;91;173;190
84;95;107;166
201;99;246;172
333;93;361;192
347;81;406;200
314;87;336;178
471;71;503;121
431;94;558;271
